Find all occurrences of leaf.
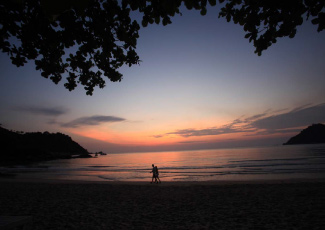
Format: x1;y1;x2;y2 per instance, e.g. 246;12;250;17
142;18;148;27
289;29;296;38
184;0;193;10
155;17;160;24
244;33;251;38
200;7;207;16
226;14;231;22
312;18;319;25
208;0;216;6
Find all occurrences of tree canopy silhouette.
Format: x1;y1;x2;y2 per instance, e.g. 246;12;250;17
1;0;324;95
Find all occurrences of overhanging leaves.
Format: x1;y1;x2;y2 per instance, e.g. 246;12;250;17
1;0;324;94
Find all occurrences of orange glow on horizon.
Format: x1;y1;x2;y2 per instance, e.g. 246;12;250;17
63;118;234;145
65;128;282;147
63;116;298;147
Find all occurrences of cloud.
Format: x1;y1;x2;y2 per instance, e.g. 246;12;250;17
47;119;59;125
152;135;164;138
178;141;206;144
160;103;325;138
289;103;314;113
61;115;125;128
251;103;325;130
15;106;68;116
167;126;252;138
244;128;303;136
243;112;268;123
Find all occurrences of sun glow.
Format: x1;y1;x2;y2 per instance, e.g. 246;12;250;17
65;117;259;146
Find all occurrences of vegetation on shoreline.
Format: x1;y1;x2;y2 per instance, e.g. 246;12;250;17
0;126;91;165
284;123;325;145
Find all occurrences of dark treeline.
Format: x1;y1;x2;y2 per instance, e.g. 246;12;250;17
284;123;325;145
0;126;90;165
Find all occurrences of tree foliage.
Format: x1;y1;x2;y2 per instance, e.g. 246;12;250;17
1;0;324;95
219;0;325;55
1;0;140;95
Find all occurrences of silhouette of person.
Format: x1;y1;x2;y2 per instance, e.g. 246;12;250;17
150;164;157;183
154;165;161;184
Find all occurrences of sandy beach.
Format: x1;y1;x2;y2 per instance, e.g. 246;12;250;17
1;179;324;230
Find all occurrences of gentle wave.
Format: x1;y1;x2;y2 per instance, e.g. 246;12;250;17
1;144;325;181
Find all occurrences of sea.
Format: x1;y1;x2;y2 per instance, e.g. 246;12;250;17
1;144;325;182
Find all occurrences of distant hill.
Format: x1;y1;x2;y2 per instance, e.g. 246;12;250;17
283;123;325;145
0;126;90;165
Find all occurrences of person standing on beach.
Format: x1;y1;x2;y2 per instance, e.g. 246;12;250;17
150;164;157;183
154;165;161;184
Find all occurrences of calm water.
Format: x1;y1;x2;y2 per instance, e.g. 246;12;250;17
2;144;325;182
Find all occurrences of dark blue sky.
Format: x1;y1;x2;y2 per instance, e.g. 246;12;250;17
0;4;324;153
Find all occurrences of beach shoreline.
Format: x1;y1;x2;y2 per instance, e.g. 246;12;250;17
1;176;325;185
1;178;324;229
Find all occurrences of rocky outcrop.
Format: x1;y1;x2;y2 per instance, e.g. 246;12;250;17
283;123;325;145
0;126;90;164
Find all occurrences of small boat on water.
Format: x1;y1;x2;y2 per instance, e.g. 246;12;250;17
92;151;106;157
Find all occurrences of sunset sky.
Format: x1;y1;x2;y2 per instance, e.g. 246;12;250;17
0;5;325;153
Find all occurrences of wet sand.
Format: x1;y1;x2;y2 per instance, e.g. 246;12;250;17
1;179;324;229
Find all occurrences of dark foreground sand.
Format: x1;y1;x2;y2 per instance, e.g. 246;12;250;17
0;179;324;230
